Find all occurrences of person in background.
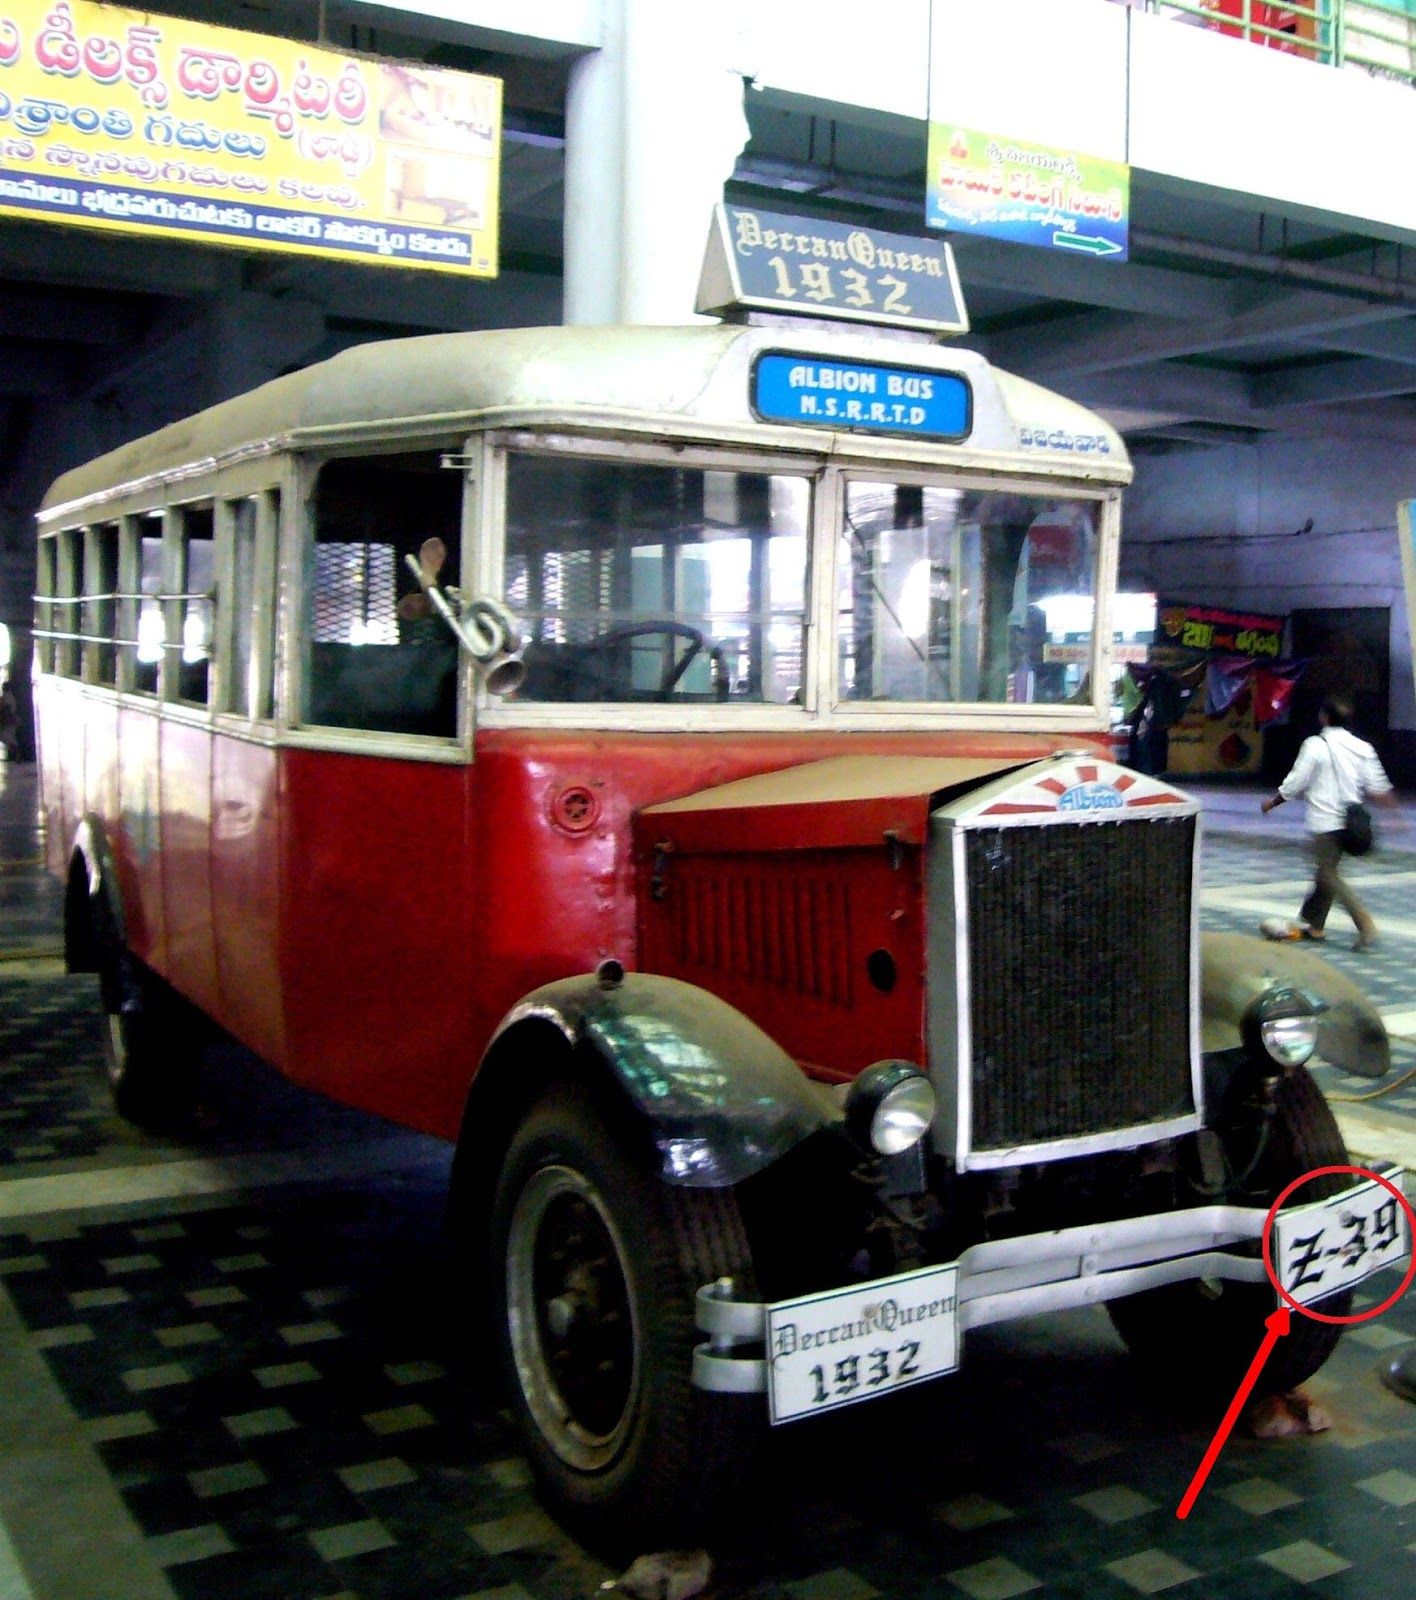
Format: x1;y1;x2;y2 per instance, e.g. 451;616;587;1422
0;677;19;762
1259;694;1395;950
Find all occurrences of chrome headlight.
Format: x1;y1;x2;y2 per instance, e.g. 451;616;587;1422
845;1061;937;1155
1244;987;1320;1068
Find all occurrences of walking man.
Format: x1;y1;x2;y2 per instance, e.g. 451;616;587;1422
1259;695;1395;950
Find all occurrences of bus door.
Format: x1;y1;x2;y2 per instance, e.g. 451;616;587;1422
277;448;475;1131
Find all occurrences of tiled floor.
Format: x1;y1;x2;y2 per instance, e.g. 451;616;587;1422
1;759;1413;1600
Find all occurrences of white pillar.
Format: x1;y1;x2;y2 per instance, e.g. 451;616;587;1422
563;0;750;325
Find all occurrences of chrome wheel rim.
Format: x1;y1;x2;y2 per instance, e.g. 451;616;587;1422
505;1164;639;1472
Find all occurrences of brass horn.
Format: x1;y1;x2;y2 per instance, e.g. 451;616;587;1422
401;558;525;696
461;597;526;696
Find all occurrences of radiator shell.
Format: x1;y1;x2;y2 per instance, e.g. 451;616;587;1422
927;761;1202;1170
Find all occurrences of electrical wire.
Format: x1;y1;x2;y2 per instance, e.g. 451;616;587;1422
1128;522;1398;552
1327;1061;1416;1105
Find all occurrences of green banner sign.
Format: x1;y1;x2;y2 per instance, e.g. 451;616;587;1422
925;123;1129;261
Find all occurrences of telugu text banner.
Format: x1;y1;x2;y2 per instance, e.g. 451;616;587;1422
0;1;500;274
925;121;1129;262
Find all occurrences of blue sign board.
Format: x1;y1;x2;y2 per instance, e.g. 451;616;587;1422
752;354;971;441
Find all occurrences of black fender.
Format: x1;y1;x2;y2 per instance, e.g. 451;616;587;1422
451;972;838;1227
1201;931;1388;1081
64;815;126;972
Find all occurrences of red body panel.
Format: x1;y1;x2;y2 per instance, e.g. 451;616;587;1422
41;705;1106;1142
160;719;219;1020
116;701;164;965
279;747;475;1133
639;843;927;1083
211;737;284;1066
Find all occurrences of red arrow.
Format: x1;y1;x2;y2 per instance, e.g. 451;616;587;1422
1176;1306;1291;1519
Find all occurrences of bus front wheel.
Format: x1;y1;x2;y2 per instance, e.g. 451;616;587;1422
489;1084;760;1548
1107;1065;1351;1400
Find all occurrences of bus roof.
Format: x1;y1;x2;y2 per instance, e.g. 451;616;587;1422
41;322;1130;516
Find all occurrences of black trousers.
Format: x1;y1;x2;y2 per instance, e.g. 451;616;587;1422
1299;830;1376;938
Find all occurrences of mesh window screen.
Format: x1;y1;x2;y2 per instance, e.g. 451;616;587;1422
311;544;398;644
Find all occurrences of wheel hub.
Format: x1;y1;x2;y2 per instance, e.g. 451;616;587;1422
506;1165;640;1472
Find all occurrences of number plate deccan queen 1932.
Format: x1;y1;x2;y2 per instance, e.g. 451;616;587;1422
765;1263;961;1424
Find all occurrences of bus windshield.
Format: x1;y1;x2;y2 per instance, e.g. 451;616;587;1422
505;453;810;705
838;481;1100;707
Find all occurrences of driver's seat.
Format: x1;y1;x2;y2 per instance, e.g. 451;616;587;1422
516;641;603;702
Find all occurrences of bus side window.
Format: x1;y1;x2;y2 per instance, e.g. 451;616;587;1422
175;505;216;707
301;454;461;739
85;523;120;687
34;537;55;675
53;529;81;678
133;514;164;696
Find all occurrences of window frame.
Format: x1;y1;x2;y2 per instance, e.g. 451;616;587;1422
821;465;1120;730
280;435;473;763
52;526;82;680
82;521;121;688
165;500;218;711
214;485;282;724
478;433;1122;735
34;535;56;676
477;430;823;732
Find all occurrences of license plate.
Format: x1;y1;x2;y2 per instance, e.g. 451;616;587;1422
1272;1169;1410;1307
764;1262;960;1424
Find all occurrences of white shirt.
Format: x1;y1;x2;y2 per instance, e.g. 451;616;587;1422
1279;727;1392;834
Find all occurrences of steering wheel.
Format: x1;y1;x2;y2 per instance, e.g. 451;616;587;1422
569;622;728;701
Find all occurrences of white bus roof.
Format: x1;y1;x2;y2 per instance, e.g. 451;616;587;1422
41;322;1130;517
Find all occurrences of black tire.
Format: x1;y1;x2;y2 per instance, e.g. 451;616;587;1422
92;894;197;1125
1108;1065;1351;1401
489;1084;760;1548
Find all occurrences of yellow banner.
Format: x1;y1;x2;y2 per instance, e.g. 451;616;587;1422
1166;701;1264;777
0;1;500;273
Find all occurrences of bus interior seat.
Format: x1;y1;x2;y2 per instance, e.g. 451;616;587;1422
307;638;459;736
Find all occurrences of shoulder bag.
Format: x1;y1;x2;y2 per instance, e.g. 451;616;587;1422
1324;734;1374;856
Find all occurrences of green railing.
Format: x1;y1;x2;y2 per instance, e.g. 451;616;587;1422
1132;1;1416;85
1339;0;1416;83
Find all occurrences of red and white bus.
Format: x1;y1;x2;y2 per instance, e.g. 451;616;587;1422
34;318;1405;1540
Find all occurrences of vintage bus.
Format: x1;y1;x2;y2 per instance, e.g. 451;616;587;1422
33;316;1406;1541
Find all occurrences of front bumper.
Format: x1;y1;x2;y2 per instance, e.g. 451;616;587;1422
693;1197;1325;1398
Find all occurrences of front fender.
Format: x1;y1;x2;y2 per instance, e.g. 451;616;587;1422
485;973;838;1187
1201;931;1389;1080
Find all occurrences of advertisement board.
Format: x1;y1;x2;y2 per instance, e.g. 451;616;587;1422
1153;600;1284;662
1150;601;1288;778
924;121;1129;260
0;1;500;273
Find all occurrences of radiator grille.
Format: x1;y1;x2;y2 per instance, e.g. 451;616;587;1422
964;816;1195;1150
